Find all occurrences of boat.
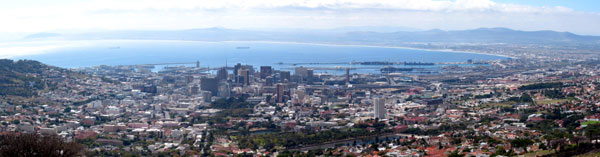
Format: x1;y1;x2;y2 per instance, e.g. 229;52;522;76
236;46;250;49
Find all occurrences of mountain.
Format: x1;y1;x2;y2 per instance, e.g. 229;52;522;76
23;27;600;45
385;28;599;44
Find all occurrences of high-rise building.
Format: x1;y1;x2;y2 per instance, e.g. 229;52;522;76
237;69;250;86
217;82;230;98
233;63;242;79
279;71;291;82
260;66;272;79
200;77;218;96
295;66;309;78
276;83;287;103
307;69;313;84
294;66;313;83
265;76;274;86
233;63;254;84
216;67;228;81
373;97;386;119
346;68;350;84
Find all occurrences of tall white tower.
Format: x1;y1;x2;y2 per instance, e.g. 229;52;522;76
373;97;386;119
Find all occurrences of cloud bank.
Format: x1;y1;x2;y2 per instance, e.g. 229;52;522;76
0;0;599;35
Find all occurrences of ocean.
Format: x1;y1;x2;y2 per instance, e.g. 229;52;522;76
12;40;509;74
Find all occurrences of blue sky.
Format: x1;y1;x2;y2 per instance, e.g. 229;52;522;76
0;0;599;35
495;0;599;12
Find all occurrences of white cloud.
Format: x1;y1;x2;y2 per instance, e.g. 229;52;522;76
0;0;598;35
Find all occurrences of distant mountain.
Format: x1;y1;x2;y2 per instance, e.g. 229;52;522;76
364;27;600;44
24;27;600;45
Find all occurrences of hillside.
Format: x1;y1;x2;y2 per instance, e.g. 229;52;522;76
0;59;55;97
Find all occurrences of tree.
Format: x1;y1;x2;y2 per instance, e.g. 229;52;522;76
448;150;463;157
0;133;84;157
64;107;71;113
585;124;600;143
511;138;534;151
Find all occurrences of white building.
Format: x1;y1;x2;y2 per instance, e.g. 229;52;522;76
373;97;386;119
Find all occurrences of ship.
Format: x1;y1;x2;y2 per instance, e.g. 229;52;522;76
236;46;250;49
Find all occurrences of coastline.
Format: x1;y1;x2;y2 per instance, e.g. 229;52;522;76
220;40;516;59
3;39;515;59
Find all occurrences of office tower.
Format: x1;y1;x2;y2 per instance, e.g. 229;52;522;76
276;83;287;103
279;71;291;82
294;66;313;83
307;69;313;84
265;76;274;86
233;63;242;80
237;69;250;86
200;77;218;96
346;68;350;84
295;66;308;78
216;67;228;81
218;82;230;98
373;97;386;119
260;66;272;79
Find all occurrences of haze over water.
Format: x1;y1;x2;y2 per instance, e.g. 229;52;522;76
14;40;508;74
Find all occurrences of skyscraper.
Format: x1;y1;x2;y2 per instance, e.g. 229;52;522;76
373;97;386;119
279;71;291;83
294;66;313;83
216;67;228;81
217;82;230;98
237;69;250;86
346;68;350;84
260;66;272;79
276;83;287;103
233;63;242;80
294;66;308;78
200;77;218;97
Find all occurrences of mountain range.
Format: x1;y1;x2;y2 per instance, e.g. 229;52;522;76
23;27;600;45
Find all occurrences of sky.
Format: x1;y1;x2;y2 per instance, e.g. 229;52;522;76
0;0;599;35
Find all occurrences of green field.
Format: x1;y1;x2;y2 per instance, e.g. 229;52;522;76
480;101;516;108
582;121;600;126
523;150;555;157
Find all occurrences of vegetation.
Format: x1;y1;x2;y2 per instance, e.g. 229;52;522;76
237;128;378;150
519;82;564;90
211;97;253;109
0;133;84;157
0;59;53;97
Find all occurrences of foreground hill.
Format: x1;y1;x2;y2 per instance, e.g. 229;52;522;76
0;59;57;97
